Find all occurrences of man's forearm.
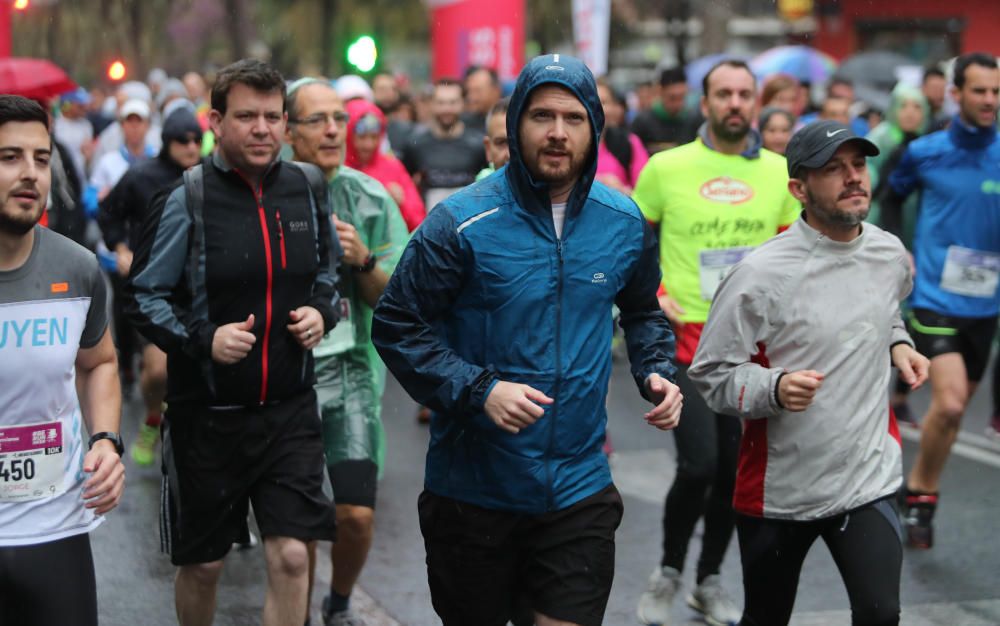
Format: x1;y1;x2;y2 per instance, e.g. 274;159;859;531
78;359;122;436
357;267;390;309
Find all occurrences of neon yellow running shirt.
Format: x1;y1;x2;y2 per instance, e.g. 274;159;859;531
633;139;800;324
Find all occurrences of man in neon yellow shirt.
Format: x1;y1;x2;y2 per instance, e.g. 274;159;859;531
634;59;799;626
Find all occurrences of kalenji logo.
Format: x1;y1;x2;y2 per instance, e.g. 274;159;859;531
699;177;754;204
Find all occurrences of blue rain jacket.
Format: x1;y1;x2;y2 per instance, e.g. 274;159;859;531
372;54;676;513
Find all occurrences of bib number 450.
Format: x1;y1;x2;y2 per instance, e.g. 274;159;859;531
0;459;36;482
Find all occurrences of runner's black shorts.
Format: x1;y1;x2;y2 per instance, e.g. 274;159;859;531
418;484;624;626
906;308;998;381
160;388;336;566
0;533;97;626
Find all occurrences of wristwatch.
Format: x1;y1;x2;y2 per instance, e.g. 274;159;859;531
352;252;377;274
88;432;124;456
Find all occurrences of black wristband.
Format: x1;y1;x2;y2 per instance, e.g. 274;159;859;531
88;431;124;456
774;372;786;409
352;252;376;274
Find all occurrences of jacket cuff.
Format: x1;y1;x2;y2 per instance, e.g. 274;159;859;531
773;371;786;409
309;296;338;334
468;368;499;415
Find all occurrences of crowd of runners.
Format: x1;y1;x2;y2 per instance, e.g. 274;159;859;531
0;46;997;626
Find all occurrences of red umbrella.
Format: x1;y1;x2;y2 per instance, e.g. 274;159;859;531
0;57;77;101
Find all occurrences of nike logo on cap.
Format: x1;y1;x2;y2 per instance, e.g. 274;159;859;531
826;129;847;137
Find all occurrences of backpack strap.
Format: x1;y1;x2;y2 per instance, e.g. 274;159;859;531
291;160;330;214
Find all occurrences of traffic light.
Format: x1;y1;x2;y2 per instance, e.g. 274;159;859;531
346;35;378;73
107;60;126;81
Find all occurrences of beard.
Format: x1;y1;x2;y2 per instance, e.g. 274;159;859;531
710;111;751;143
0;189;44;236
807;187;869;227
0;209;41;236
529;140;589;187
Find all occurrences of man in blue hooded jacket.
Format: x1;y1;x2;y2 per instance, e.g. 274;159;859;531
372;54;682;626
882;52;1000;551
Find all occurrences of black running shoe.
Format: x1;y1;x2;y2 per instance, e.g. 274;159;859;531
903;491;937;549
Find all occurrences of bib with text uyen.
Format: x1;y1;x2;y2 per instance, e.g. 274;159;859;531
0;421;65;502
940;246;1000;298
699;247;753;301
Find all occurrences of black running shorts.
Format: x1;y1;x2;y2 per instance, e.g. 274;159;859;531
418;484;624;626
907;308;998;381
160;389;336;566
0;533;97;626
328;459;378;509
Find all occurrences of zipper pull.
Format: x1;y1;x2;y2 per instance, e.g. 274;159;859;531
557;239;564;262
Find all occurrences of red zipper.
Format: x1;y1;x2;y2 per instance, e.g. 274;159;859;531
276;210;287;269
237;170;273;405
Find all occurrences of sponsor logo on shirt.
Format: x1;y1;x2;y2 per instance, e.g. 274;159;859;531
591;272;607;285
50;282;68;293
699;177;754;204
287;220;310;233
981;179;1000;195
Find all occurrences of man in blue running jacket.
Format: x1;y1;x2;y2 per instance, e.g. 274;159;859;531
883;52;1000;550
372;54;682;626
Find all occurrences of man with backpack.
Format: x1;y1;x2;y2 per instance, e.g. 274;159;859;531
125;59;342;626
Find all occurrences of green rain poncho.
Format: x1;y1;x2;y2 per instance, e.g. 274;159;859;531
313;166;409;475
865;83;930;245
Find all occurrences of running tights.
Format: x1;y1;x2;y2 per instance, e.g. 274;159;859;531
661;365;741;582
0;533;98;626
736;497;902;626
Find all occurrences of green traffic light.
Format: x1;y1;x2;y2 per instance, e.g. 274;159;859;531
347;35;378;73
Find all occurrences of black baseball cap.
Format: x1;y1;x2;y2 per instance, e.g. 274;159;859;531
785;120;879;178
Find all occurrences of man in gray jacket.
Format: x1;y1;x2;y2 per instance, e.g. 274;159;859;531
688;121;929;626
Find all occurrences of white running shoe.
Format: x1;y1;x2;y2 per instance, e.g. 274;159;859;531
636;565;681;625
687;575;741;626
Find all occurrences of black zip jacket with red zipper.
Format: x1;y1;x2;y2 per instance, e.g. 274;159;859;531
125;152;341;406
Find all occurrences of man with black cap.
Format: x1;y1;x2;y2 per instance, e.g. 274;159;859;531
97;106;204;467
688;120;930;626
373;53;682;626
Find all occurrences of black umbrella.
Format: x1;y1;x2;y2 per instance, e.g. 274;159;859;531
837;51;915;90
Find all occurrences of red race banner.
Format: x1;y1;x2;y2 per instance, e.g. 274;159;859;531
428;0;525;82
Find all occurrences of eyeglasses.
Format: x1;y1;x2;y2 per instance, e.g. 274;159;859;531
290;111;350;129
177;135;202;146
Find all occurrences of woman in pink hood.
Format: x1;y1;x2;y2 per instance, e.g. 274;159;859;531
344;99;426;231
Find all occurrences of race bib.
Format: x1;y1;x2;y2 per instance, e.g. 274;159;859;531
699;247;753;301
0;421;66;502
325;299;356;355
940;246;1000;298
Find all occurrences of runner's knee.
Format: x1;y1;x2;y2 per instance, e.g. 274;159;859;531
336;504;374;539
266;538;310;578
180;560;225;587
931;392;967;425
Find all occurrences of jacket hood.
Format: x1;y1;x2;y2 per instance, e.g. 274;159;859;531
505;54;604;219
344;98;387;169
884;83;930;136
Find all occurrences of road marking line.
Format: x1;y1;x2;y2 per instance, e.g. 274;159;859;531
899;427;1000;470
